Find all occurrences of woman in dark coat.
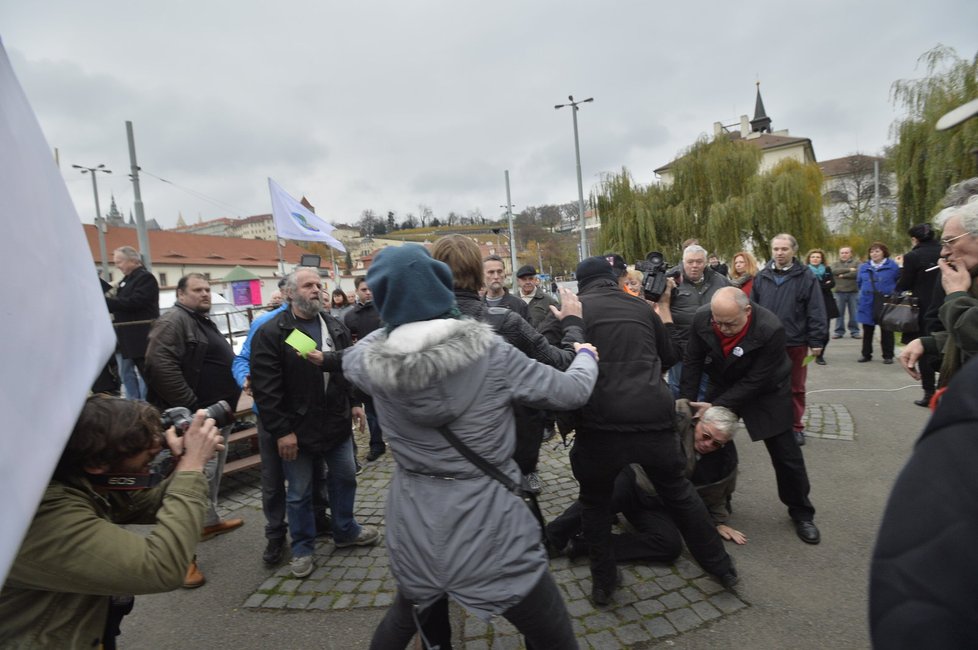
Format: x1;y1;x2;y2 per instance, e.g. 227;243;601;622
806;249;839;365
895;224;943;406
856;242;901;363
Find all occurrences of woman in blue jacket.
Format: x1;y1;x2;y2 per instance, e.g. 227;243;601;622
856;242;901;363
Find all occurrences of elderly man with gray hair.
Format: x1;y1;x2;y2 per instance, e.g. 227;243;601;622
681;287;820;545
666;243;730;398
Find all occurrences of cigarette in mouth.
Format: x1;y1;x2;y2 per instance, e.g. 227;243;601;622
925;264;941;272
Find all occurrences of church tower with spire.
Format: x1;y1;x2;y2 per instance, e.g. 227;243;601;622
750;81;772;134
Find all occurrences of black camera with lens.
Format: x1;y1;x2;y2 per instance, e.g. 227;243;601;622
635;251;680;302
160;400;234;435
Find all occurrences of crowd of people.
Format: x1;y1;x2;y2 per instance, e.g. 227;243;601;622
4;174;978;647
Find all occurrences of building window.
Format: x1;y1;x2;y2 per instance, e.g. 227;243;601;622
158;272;168;286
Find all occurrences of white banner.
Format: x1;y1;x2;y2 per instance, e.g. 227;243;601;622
0;38;117;583
268;177;346;252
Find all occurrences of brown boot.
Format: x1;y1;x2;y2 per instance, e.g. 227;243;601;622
182;560;206;589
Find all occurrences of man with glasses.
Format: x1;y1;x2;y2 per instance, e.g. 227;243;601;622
900;194;978;387
681;287;820;545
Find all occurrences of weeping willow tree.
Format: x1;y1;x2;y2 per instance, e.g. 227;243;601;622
598;137;826;263
891;45;978;230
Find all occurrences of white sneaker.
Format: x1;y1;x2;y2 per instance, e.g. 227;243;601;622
290;554;313;578
334;525;381;548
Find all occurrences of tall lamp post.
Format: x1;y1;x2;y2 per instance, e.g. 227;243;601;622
555;95;593;261
73;163;112;280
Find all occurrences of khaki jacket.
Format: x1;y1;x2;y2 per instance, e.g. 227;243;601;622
0;471;207;648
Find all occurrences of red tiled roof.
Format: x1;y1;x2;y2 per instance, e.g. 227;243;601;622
83;224;308;267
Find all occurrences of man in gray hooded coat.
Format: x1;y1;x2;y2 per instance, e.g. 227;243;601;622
342;244;599;649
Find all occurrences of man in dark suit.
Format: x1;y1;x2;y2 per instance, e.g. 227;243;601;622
680;287;820;544
105;246;159;400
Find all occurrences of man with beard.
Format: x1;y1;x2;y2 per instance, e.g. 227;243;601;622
105;246;159;399
144;273;243;587
483;254;530;320
251;268;379;579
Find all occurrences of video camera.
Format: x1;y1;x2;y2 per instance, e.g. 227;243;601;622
635;252;680;302
160;400;234;435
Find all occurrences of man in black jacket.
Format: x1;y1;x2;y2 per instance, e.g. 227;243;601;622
680;287;820;544
571;256;736;606
251;268;379;579
895;224;943;406
105;246;159;400
344;276;386;462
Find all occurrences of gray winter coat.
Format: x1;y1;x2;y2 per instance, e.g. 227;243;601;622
342;318;597;619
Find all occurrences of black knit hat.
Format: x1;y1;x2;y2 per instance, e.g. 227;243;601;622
366;245;456;328
576;256;616;288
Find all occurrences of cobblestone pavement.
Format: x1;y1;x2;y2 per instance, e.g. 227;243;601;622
215;405;852;648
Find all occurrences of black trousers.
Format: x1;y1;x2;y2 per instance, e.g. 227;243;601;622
570;428;731;591
762;429;815;521
862;324;895;360
370;571;577;650
547;495;682;564
512;403;547;475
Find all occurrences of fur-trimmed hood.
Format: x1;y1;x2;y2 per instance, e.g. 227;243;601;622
344;318;497;427
359;318;494;392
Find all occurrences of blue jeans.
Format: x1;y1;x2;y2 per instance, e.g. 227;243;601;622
283;436;360;557
834;292;859;336
365;400;385;455
668;361;708;400
116;354;146;400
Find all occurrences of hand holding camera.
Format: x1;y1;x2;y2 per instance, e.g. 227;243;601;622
167;410;226;474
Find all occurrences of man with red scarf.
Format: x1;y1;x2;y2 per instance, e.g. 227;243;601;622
680;287;820;545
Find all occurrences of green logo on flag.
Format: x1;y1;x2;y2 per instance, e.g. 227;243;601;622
291;212;321;232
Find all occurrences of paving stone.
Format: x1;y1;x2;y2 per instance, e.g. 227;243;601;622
680;585;705;602
463;640;489;650
709;590;748;614
674;558;703;579
262;594;290;608
658;591;689;610
690;600;723;621
580;611;618;632
358;579;383;593
665;607;702;632
242;593;267;608
258;577;281;592
373;592;393;607
566;598;593;617
345;567;368;580
632;580;665;600
634;598;666;617
335;580;359;592
643;616;678;639
308;595;335;610
583;630;618;648
655;573;688;591
331;594;353;609
278;579;301;593
285;594;313;609
464;617;489;638
614;622;652;645
617;604;643;622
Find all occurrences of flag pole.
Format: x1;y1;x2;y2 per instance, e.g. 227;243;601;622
276;236;285;276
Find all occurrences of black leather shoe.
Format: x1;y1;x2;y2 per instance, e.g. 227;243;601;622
815;356;826;365
716;567;739;589
857;357;871;363
263;537;286;565
794;520;821;544
365;448;386;462
591;569;622;607
883;358;894;365
914;395;934;408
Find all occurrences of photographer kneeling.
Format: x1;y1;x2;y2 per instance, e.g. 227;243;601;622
0;395;224;648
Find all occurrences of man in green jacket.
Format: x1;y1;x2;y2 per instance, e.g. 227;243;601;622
0;396;223;649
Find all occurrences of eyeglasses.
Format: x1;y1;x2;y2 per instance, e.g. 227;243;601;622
941;232;970;247
699;426;727;449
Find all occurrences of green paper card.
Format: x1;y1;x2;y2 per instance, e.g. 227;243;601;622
802;354;816;367
285;329;317;358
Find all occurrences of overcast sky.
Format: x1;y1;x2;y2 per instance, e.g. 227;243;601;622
2;1;975;230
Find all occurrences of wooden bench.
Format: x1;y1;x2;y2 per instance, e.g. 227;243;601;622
223;394;261;476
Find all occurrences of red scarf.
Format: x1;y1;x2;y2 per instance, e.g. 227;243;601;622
713;312;753;357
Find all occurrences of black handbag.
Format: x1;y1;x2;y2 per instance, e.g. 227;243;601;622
879;294;920;334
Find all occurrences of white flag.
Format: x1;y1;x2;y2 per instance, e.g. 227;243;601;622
0;38;117;583
268;178;346;252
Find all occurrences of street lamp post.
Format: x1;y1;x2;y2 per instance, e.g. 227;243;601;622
555;95;593;261
73;163;112;280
